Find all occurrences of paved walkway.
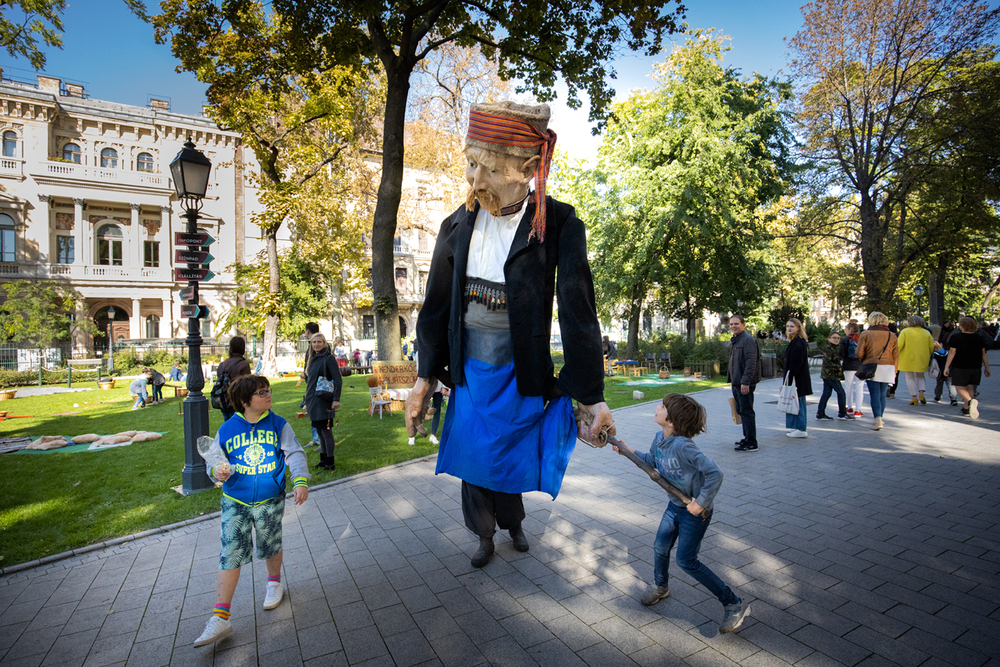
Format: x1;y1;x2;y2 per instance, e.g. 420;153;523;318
2;356;998;667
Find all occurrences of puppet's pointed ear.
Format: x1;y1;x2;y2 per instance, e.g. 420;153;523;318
520;155;541;181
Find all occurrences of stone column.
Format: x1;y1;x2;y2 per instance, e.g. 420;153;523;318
35;194;51;266
130;203;141;268
73;198;85;265
129;298;140;339
159;205;171;271
161;297;171;340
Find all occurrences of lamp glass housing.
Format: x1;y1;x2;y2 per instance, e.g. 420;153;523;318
169;139;213;199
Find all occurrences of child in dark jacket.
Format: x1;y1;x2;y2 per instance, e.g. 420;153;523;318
611;393;750;634
194;375;311;648
817;332;853;420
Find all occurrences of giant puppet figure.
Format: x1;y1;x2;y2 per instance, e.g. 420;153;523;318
406;101;615;568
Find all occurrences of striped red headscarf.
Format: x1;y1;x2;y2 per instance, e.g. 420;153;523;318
467;109;557;242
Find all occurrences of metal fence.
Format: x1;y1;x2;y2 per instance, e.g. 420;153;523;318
0;342;72;371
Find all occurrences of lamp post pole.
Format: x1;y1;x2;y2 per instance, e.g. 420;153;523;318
914;285;926;318
172;138;214;495
107;306;116;373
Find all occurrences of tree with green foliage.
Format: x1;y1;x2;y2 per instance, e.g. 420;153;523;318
222;250;330;342
789;0;1000;314
562;31;793;351
0;281;95;383
150;0;687;362
0;0;64;70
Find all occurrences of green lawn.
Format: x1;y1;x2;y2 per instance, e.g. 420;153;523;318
0;372;725;567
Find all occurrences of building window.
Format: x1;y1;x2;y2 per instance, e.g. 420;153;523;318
144;240;159;267
362;315;375;338
395;267;407;293
2;131;16;158
96;224;123;266
63;143;81;163
419;232;429;252
200;311;211;338
137;152;154;172
0;213;14;262
56;235;74;264
100;148;118;168
399;316;407;338
145;314;160;338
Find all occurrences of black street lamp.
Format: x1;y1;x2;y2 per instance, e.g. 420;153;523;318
170;138;213;495
736;300;744;318
914;285;926;317
107;305;116;373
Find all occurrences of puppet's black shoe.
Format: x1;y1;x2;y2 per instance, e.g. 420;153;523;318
471;537;495;568
509;525;530;552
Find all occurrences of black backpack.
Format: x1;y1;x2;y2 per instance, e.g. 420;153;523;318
210;362;233;412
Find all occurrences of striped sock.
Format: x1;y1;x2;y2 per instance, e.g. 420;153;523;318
267;575;280;584
213;603;231;620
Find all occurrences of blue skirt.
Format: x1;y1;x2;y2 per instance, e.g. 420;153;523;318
435;356;577;499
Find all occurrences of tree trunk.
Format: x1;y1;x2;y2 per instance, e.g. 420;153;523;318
371;68;412;363
260;229;280;377
624;284;644;360
928;254;948;327
859;193;886;313
685;295;696;344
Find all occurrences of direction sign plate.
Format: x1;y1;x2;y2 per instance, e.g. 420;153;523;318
174;232;215;247
175;249;214;265
179;286;196;301
174;268;215;282
181;304;209;318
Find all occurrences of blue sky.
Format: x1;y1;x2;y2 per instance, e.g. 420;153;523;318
3;0;807;159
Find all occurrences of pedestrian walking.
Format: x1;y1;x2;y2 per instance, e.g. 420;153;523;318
944;316;991;419
898;315;934;405
841;322;864;417
783;318;812;438
856;312;898;431
728;315;761;452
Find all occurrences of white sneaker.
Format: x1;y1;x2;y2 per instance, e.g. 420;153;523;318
969;399;979;419
786;430;808;438
407;437;416;446
194;616;232;647
428;435;439;445
263;580;283;610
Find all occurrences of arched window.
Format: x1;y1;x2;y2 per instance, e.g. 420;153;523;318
63;143;81;163
137;152;154;172
2;131;16;158
399;316;407;338
145;314;160;338
96;224;123;266
0;213;15;262
100;148;118;169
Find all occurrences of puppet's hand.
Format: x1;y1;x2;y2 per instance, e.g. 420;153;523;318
576;401;615;446
405;377;435;437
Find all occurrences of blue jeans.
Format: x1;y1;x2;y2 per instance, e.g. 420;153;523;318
133;390;148;408
785;396;807;431
818;379;846;417
866;380;889;417
653;503;739;606
731;384;757;446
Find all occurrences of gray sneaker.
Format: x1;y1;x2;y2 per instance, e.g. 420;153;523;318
640;585;670;606
720;601;750;633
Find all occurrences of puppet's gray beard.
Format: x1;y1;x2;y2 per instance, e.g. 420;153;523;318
466;188;502;216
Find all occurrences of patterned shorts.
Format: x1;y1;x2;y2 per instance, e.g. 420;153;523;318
219;494;285;570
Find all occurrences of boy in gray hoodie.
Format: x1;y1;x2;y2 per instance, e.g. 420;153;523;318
613;393;750;634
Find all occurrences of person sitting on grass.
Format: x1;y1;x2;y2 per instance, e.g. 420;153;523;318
816;331;853;421
611;393;750;634
129;369;153;410
194;374;311;648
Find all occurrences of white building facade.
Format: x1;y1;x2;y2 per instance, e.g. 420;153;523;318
0;75;266;355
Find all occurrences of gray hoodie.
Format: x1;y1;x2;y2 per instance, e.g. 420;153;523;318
637;432;724;510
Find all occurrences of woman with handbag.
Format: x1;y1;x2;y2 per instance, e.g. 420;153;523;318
305;333;342;470
855;312;899;431
782;319;812;438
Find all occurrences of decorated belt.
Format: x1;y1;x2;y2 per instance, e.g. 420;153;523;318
464;278;507;311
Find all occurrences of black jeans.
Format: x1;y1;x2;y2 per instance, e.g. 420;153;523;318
312;418;335;463
731;384;757;446
429;392;443;436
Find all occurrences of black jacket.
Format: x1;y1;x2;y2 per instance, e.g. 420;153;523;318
305;347;342;421
727;331;761;386
416;198;605;405
784;337;813;397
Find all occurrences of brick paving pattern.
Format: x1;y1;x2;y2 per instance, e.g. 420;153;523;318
2;356;998;666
